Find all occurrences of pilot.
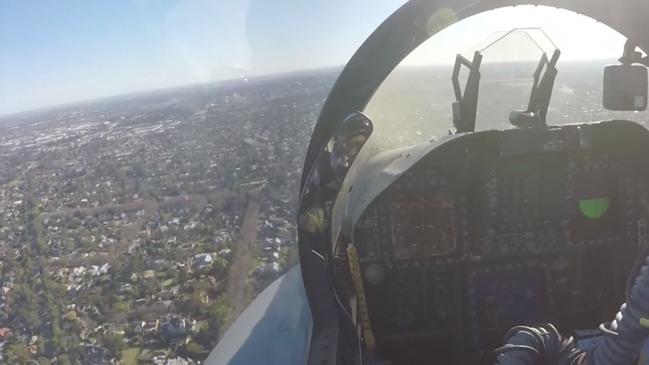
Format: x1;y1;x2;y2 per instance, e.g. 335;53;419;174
330;113;373;182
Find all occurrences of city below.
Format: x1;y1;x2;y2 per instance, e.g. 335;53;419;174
0;70;336;364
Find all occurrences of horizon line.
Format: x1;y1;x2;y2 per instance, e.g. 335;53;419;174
0;57;618;119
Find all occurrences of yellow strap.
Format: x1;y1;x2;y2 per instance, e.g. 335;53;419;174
347;244;376;350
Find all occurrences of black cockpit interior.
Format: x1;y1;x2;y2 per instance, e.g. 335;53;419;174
348;121;649;363
297;1;649;364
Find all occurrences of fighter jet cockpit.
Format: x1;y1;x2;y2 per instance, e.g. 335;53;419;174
204;0;649;364
295;1;649;364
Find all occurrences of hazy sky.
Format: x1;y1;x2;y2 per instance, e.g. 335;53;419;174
404;6;625;65
0;1;627;115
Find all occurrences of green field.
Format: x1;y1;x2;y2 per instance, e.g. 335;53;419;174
121;347;141;365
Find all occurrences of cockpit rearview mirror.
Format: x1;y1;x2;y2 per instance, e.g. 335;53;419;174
603;64;648;111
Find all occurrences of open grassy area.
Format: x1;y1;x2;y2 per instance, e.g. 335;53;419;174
121;347;141;365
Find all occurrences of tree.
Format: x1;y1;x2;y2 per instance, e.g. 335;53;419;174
112;301;130;315
211;257;228;278
210;296;232;326
15;286;39;333
6;343;30;364
57;354;72;365
63;311;77;322
37;336;46;356
185;341;205;359
126;254;146;276
101;333;125;357
177;267;189;283
175;294;201;315
49;320;72;356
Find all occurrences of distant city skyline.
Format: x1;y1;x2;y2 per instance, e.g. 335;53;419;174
1;2;627;116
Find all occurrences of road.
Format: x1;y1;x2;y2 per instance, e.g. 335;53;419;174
221;187;262;337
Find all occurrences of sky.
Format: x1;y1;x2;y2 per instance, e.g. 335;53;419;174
403;6;625;65
0;1;627;116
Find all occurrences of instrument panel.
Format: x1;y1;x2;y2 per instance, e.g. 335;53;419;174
390;190;456;259
350;122;649;364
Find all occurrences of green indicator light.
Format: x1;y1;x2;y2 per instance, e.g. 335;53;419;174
578;197;610;219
